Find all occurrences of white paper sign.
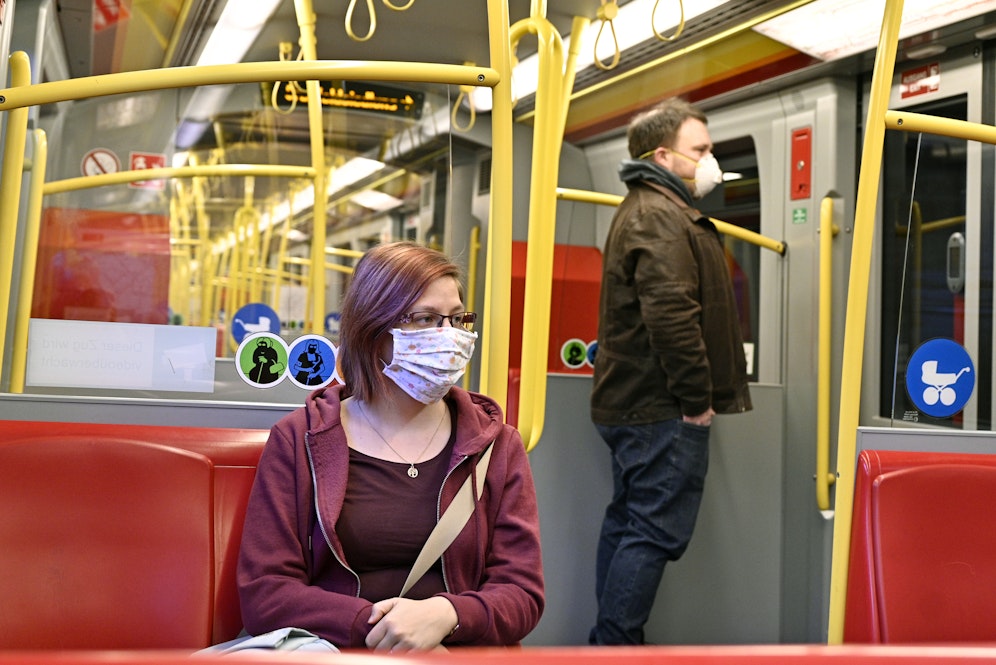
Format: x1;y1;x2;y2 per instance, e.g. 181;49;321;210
26;319;216;392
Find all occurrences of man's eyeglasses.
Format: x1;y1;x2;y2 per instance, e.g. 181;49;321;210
398;311;477;331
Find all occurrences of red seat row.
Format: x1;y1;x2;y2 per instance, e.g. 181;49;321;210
4;421;996;653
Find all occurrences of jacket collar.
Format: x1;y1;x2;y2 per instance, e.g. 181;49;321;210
618;158;694;206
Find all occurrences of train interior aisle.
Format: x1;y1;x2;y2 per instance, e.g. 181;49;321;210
4;0;996;659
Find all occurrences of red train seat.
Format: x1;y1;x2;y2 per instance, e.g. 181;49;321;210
0;421;268;650
844;449;996;643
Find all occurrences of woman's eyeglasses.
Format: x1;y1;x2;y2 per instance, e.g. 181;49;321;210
398;311;477;331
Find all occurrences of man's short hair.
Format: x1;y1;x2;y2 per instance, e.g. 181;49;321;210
626;98;708;159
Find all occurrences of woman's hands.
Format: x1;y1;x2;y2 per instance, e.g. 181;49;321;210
365;596;458;652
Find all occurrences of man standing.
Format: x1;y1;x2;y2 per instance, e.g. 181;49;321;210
589;98;752;645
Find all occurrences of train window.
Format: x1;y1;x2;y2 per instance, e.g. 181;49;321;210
24;81;459;402
879;95;970;426
697;136;761;381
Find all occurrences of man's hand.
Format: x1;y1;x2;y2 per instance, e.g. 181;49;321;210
683;407;715;427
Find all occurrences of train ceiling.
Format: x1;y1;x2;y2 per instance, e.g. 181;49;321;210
50;0;996;149
29;0;996;246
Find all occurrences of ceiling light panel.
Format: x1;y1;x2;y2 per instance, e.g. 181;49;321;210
753;0;996;62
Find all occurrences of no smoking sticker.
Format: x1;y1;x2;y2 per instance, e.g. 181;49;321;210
81;148;120;177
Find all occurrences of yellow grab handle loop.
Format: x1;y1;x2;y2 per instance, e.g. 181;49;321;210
593;1;620;71
345;0;376;41
451;61;476;132
451;88;475;132
271;46;304;115
652;0;685;42
382;0;415;9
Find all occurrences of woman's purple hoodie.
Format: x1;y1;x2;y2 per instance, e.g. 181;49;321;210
237;384;545;648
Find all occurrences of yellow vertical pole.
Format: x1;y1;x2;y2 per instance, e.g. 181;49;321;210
168;183;194;323
827;0;905;644
816;195;838;510
463;224;482;391
9;129;47;393
192;171;213;326
481;0;514;413
0;51;32;382
216;239;234;346
511;14;565;451
275;190;295;320
562;16;590;127
219;227;235;314
230;210;246;313
244;176;260;302
294;0;328;334
258;201;276;305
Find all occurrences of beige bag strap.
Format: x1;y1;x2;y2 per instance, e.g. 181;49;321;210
400;442;494;598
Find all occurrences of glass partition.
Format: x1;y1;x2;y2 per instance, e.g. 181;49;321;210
24;80;460;403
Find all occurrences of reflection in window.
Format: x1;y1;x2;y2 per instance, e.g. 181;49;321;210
698;136;761;380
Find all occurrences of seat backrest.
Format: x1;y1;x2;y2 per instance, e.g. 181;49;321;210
872;464;996;643
0;420;269;649
0;436;214;649
844;449;996;643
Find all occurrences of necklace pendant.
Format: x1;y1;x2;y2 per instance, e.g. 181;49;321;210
407;465;419;478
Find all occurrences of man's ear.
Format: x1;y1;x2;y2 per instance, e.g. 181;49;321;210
655;147;671;169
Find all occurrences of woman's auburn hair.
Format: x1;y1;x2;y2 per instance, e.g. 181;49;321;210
338;241;464;401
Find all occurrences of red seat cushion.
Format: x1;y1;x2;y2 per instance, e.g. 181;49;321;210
0;436;214;649
871;463;996;643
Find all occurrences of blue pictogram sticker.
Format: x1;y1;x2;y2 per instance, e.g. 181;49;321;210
906;338;975;418
287;334;338;389
231;303;281;344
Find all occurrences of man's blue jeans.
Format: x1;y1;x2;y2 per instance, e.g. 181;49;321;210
589;418;710;645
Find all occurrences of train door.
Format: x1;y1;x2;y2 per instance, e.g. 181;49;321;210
867;46;992;432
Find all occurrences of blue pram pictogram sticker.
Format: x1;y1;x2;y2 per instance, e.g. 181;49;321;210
905;338;975;418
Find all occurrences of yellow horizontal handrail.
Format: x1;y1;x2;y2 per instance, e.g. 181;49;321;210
895;214;965;235
43;164;316;195
325;262;355;275
556;187;787;254
282;256;352;275
324;247;365;259
0;59;499;111
557;187;623;206
886;110;996;145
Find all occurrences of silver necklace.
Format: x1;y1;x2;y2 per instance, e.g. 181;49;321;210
356;400;447;478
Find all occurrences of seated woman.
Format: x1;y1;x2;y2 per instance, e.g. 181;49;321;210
237;241;544;652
